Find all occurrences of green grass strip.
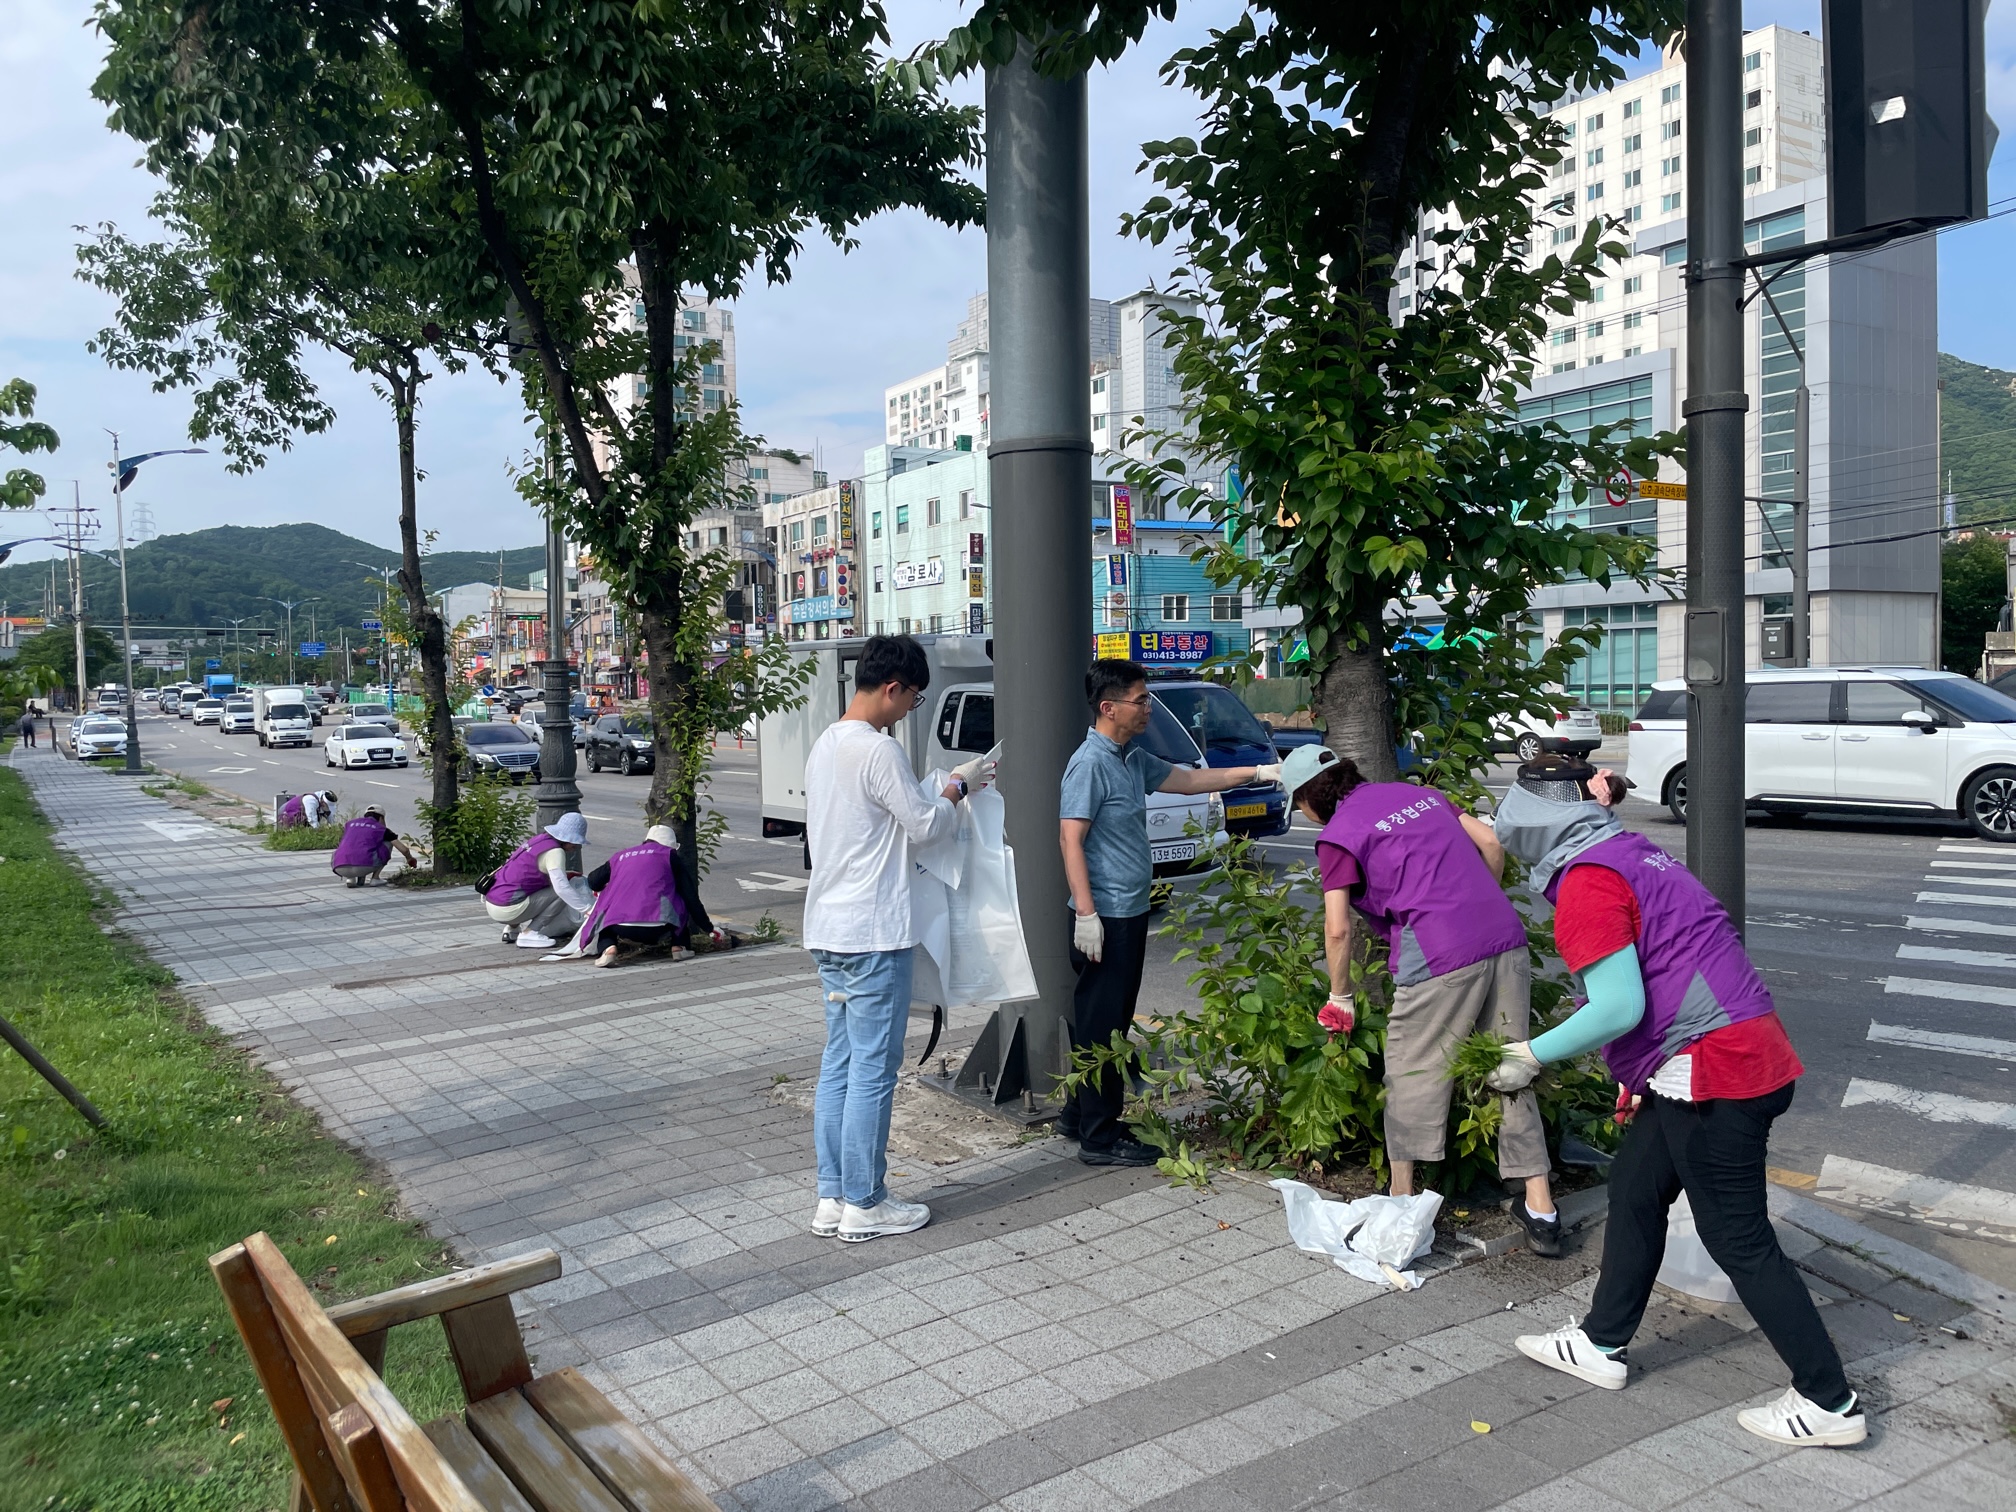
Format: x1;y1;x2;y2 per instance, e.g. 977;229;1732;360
0;768;464;1510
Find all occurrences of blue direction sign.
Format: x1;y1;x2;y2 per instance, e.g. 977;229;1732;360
205;658;221;670
299;641;327;656
361;618;383;631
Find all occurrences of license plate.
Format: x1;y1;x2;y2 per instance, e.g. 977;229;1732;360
1225;802;1267;820
1152;841;1198;863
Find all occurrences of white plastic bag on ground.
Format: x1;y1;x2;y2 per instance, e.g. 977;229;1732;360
1656;1191;1738;1303
1272;1178;1443;1290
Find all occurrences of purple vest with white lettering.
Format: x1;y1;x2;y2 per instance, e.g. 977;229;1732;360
580;842;689;941
486;833;561;906
1546;831;1778;1094
278;795;306;829
331;816;391;871
1320;783;1526;986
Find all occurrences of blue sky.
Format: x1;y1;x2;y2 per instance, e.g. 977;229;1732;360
1;1;2010;567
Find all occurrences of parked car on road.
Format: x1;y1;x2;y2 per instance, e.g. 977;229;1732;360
221;698;257;734
1496;702;1603;762
191;698;224;726
69;715;128;760
325;722;409;770
463;722;541;782
1150;680;1289;839
585;713;656;774
1628;667;2016;841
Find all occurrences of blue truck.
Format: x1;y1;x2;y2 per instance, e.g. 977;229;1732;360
204;673;237;700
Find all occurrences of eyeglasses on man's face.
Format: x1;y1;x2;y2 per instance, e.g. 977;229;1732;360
893;684;927;708
1107;694;1151;710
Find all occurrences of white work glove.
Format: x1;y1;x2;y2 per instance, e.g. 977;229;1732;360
950;752;998;791
1073;909;1104;962
1253;762;1283;786
1485;1041;1544;1093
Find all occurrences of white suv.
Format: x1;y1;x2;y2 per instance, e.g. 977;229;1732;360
1627;668;2016;841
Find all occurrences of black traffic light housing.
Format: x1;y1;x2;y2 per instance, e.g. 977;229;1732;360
724;589;747;621
1825;0;1995;241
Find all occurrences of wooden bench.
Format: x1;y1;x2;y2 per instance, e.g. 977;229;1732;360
211;1232;715;1512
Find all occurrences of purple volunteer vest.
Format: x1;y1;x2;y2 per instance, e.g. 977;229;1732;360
331;817;391;871
278;795;306;829
1320;783;1526;986
1546;831;1778;1094
580;842;689;941
486;833;562;906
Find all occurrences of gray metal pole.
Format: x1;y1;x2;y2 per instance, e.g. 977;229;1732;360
1683;0;1748;927
533;495;582;837
108;433;145;774
981;42;1090;1105
1791;382;1810;667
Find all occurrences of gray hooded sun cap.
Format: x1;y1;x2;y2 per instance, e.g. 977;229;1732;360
1493;781;1623;894
546;812;589;846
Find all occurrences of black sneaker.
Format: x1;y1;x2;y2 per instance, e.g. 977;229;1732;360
1079;1137;1161;1167
1518;1201;1565;1258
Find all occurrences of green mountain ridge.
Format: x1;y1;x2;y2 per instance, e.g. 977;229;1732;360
1940;353;2016;527
0;522;543;638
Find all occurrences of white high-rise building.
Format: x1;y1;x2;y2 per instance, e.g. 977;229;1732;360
608;266;737;429
1401;25;1936;708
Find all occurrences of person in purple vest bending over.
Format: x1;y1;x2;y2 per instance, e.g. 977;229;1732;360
1277;743;1562;1257
570;823;718;967
279;789;338;830
330;806;415;887
1488;756;1862;1449
484;811;592;949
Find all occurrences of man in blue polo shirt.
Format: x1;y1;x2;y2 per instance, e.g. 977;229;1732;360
1058;658;1281;1164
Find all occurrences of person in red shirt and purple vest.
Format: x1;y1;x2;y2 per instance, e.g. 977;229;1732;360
1490;755;1863;1449
1278;744;1562;1257
570;824;719;967
330;806;415;887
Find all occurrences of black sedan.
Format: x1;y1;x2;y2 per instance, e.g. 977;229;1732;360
462;722;542;783
585;713;655;775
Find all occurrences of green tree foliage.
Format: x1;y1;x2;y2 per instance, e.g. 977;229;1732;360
1939;353;2016;527
13;624;120;699
1;379;60;510
1942;533;2010;675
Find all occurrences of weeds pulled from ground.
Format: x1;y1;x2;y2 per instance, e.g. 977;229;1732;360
0;769;463;1509
1060;837;1620;1195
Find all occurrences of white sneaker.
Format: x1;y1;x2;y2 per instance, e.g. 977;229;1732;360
515;931;558;949
811;1198;843;1237
1738;1387;1867;1447
1515;1320;1629;1390
838;1196;930;1243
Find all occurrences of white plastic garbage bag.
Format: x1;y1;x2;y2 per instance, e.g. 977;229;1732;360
1655;1191;1738;1303
1272;1178;1443;1291
909;776;1038;1009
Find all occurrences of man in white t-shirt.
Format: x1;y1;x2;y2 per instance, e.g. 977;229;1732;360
803;635;995;1243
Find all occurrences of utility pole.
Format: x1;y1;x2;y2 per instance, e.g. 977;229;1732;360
533;428;582;835
935;39;1090;1115
106;430;146;773
226;616;247;681
1683;0;1748;928
61;483;92;717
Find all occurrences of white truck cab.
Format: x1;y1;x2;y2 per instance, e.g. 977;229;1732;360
252;686;314;748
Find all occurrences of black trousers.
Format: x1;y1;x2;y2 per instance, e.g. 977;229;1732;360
1585;1083;1851;1408
1067;910;1152;1152
591;921;683;954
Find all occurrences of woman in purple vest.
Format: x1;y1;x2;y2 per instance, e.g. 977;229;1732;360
567;823;717;967
1488;756;1863;1449
1277;743;1562;1257
330;806;415;886
278;789;338;830
484;812;592;948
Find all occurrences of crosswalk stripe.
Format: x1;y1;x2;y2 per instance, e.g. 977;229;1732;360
1842;1078;2016;1130
1923;874;2016;888
1937;844;2016;856
1885;975;2016;1007
1916;891;2016;909
1867;1021;2016;1060
1897;943;2016;970
1930;859;2016;872
1907;916;2016;937
1814;1154;2016;1237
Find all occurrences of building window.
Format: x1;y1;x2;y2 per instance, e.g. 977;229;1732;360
1585;147;1604;167
1552;360;1578;373
749;467;768;480
1745;126;1763;148
929;614;943;633
927;497;942;526
1398;294;1413;311
958;489;973;519
1161;594;1190;622
1586;182;1604;201
871;510;883;540
1743;50;1762;72
1552;327;1577;347
1623;311;1643;329
789;521;804;548
1660;83;1681;105
1586;112;1604;132
1623;132;1642;153
1211;594;1243;622
709;526;727;546
1622;275;1643;294
702;388;725;409
1744;165;1764;185
1586;320;1605;338
1559;119;1577;138
1661;155;1681;176
1746;89;1761;110
1092;375;1106;393
873;565;884;593
1551;225;1578;246
1624;204;1643;222
896;505;910;534
1623;99;1642;119
1624;346;1642;358
1093;414;1107;431
1622;168;1642;188
1661;192;1682;212
812;517;828;542
682;309;706;331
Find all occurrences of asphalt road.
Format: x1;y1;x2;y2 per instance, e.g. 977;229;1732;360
93;712;2016;1282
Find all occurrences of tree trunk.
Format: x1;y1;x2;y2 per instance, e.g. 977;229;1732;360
637;600;699;860
1314;606;1399;783
388;364;459;865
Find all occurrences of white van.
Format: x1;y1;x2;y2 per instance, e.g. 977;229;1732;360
252;686;315;748
757;636;1227;883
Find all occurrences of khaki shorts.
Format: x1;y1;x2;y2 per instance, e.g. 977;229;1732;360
1382;947;1549;1179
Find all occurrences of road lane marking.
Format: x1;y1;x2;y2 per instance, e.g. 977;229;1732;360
1814;1154;2016;1240
1922;874;2016;888
1897;943;2016;970
581;814;620;822
1885;975;2016;1007
366;780;398;788
736;871;809;894
1931;859;2016;872
209;766;255;774
1917;891;2016;909
1842;1078;2016;1130
1907;916;2016;937
1868;1021;2016;1061
1938;844;2016;856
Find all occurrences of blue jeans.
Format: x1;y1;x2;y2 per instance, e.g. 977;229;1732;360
811;948;914;1208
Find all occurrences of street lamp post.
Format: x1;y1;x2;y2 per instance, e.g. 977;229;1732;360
347;562;396;688
105;431;145;774
264;597;319;685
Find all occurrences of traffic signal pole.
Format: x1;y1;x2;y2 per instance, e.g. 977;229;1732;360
1683;0;1748;929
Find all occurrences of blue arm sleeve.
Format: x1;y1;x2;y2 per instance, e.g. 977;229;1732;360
1529;944;1647;1064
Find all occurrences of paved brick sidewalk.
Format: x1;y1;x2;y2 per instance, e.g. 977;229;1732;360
13;745;2015;1511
